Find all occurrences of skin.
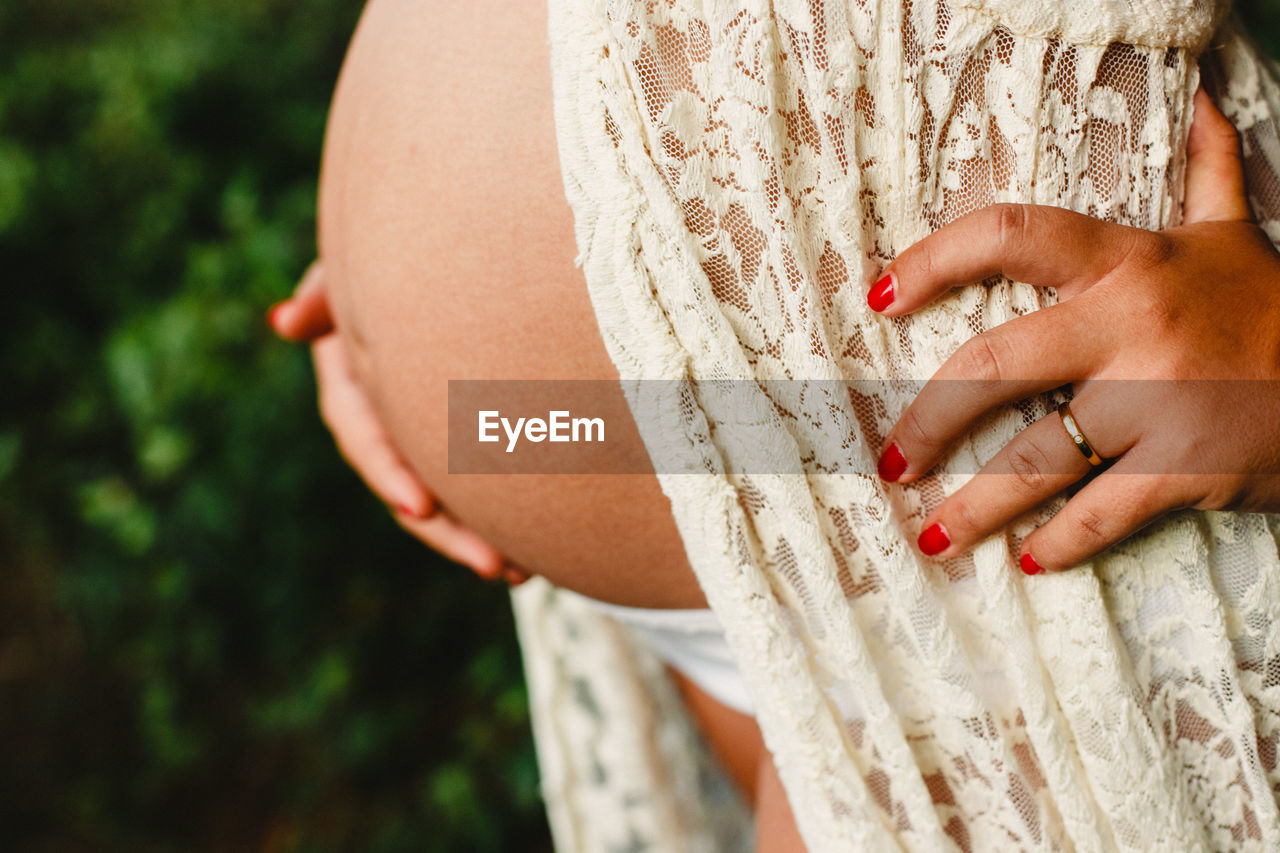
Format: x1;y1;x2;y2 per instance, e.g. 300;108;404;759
873;89;1280;575
273;3;1273;846
271;0;805;848
308;0;701;609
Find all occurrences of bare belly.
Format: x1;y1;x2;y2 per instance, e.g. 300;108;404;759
317;0;703;608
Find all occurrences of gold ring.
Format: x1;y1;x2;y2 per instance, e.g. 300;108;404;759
1058;402;1104;467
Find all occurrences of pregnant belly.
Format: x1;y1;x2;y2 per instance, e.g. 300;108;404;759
316;0;703;608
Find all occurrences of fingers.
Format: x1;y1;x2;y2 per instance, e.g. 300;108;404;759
311;335;526;585
913;404;1101;558
913;419;1192;576
1183;87;1250;225
879;87;1248;575
278;262;521;585
395;512;514;582
312;335;435;518
868;204;1151;315
873;88;1247;313
877;304;1110;483
1018;451;1193;574
269;261;335;342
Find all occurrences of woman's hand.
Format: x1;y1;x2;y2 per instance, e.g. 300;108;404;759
870;88;1280;575
269;262;531;586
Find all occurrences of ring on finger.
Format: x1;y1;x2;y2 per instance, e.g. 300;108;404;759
1057;401;1105;467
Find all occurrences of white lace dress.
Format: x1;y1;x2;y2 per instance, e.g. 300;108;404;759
513;0;1280;849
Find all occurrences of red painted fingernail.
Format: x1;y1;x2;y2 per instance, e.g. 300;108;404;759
397;503;417;517
918;523;950;556
877;442;907;481
1020;552;1044;576
867;273;895;312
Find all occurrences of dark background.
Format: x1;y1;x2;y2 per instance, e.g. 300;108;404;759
1;1;546;850
1;1;1277;850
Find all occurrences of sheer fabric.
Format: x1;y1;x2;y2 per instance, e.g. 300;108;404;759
515;0;1280;849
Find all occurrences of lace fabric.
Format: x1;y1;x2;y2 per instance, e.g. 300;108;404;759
516;0;1280;849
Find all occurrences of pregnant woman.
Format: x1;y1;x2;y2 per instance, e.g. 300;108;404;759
274;0;1280;849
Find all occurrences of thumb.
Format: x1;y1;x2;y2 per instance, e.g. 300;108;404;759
1182;86;1251;224
268;260;335;342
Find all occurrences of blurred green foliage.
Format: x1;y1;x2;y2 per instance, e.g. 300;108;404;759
1238;1;1280;59
0;1;548;850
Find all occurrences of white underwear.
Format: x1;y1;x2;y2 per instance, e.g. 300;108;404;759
578;595;754;716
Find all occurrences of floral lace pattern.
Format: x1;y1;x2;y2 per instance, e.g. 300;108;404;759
519;0;1280;849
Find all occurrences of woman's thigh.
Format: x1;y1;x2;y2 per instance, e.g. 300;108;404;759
317;0;703;608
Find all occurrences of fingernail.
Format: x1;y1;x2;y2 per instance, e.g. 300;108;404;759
877;442;907;482
867;273;895;312
397;502;418;518
267;302;287;332
918;522;950;556
1020;552;1044;576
